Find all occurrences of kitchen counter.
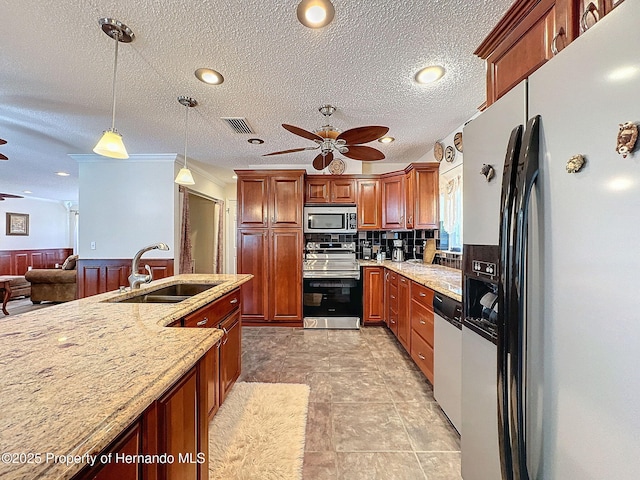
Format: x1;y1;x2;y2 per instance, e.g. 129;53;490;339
359;260;462;302
0;273;252;480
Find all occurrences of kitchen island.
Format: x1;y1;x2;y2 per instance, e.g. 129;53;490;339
0;273;252;480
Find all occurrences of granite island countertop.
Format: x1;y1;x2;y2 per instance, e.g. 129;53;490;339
359;260;462;302
0;273;252;480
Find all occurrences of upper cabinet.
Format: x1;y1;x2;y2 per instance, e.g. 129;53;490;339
356;178;382;230
237;170;305;228
381;163;439;231
305;176;356;204
475;0;622;107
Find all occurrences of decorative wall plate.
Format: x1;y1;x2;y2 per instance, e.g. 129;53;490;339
434;141;444;162
328;158;346;175
445;145;456;162
454;132;463;152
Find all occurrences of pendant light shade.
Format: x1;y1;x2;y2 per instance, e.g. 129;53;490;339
93;129;128;159
174;96;198;185
93;18;134;159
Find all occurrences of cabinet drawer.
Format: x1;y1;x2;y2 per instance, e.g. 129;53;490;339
387;282;399;313
411;300;434;347
411;282;434;310
183;289;240;328
411;329;434;383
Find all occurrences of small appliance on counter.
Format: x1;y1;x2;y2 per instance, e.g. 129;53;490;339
392;239;404;262
362;241;372;260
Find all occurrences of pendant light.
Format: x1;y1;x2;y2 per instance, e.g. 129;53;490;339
174;96;197;185
93;18;134;159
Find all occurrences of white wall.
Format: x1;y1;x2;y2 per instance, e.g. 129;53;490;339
0;197;72;250
75;154;176;259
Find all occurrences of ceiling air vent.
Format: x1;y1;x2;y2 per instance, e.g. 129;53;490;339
221;117;255;134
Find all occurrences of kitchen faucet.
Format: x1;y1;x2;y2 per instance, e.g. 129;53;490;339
128;243;170;289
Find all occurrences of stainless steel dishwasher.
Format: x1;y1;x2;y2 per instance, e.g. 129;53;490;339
433;293;462;433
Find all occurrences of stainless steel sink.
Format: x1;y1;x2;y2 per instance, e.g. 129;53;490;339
109;282;221;304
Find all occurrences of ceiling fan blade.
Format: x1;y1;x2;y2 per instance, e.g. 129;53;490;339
0;153;8;161
282;124;324;142
337;126;389;145
0;193;23;199
312;152;334;171
262;146;318;156
0;138;7;145
342;145;386;161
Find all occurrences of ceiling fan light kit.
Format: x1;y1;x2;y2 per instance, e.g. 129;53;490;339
297;0;335;28
378;136;395;144
93;18;134;159
415;65;446;84
174;96;197;186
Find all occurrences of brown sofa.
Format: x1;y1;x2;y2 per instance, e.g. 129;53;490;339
24;255;78;303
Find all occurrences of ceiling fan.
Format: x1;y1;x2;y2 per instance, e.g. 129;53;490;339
0;137;7;160
263;105;389;171
0;193;22;201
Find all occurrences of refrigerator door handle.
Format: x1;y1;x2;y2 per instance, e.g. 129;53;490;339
497;124;523;480
511;115;541;480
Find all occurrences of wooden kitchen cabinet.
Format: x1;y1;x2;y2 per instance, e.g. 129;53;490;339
219;309;241;404
363;266;385;324
397;275;411;351
385;270;399;334
305;176;356;204
382;174;406;229
410;282;435;383
412;165;440;229
236;170;304;324
236;170;304;228
356;178;382;230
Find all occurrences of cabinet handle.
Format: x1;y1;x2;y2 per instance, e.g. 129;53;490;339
222;327;229;345
419;292;426;297
551;27;565;55
400;215;404;223
418;353;426;360
230;298;238;304
390;319;396;324
197;317;208;326
580;2;599;33
420;320;426;325
385;273;389;281
271;216;275;223
391;295;396;299
408;215;413;224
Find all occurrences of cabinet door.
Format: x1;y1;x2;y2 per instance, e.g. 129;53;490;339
202;344;220;420
385;270;399;333
411;328;434;383
270;174;303;227
356;179;382;230
414;167;440;229
305;178;330;203
157;368;199;480
237;177;268;227
269;229;303;321
397;275;411;351
382;175;405;229
363;267;384;324
405;170;415;230
219;310;241;404
237;229;269;322
330;178;356;203
78;422;141;480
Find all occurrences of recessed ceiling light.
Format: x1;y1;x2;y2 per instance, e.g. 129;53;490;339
415;65;446;84
56;172;70;177
378;136;395;144
248;138;264;144
297;0;335;28
23;190;32;194
195;68;224;85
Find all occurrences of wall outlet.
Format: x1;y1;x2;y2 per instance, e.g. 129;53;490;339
90;241;96;250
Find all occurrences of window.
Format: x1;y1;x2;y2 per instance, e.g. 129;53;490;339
439;165;463;252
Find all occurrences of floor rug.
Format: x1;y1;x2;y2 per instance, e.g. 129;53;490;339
209;382;310;480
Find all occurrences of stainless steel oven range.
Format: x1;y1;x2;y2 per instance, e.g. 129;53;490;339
302;242;362;329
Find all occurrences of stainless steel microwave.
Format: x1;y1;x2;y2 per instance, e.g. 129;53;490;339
303;206;357;234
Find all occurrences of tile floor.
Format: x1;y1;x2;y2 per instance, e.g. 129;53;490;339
239;326;462;480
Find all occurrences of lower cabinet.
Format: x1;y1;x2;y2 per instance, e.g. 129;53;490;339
410;283;435;383
219;310;241;405
397;275;411;351
385;270;399;333
362;266;385;324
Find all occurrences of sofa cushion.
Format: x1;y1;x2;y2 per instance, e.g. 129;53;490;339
62;254;79;270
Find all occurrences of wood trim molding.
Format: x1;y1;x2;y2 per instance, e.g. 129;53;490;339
77;258;174;298
0;248;74;275
475;0;543;58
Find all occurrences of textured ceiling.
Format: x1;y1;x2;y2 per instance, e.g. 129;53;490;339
0;0;514;202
